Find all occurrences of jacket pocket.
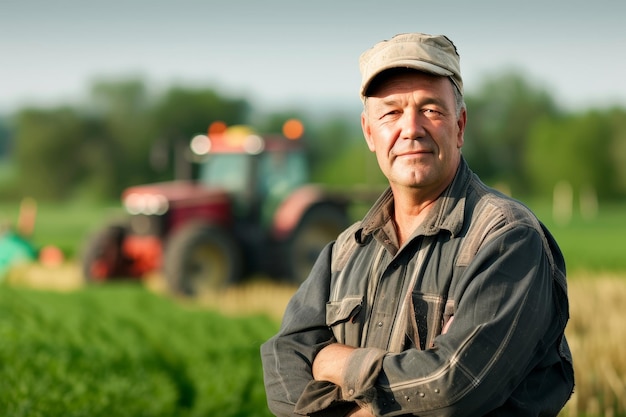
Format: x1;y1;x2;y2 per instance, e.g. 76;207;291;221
412;292;447;349
326;296;363;346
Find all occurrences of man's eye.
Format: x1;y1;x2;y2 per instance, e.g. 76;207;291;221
423;109;443;117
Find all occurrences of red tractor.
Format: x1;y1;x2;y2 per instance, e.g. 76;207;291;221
81;120;350;297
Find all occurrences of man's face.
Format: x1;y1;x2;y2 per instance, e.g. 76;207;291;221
361;71;466;198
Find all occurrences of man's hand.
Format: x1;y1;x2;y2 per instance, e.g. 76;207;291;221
312;343;355;385
313;344;375;417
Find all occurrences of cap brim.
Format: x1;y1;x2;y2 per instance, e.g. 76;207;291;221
361;59;453;97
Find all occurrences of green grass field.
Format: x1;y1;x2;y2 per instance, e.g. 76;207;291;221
0;283;278;417
527;201;626;274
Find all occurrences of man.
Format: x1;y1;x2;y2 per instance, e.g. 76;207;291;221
261;32;574;417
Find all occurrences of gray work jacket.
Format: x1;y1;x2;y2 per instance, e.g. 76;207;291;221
261;158;574;417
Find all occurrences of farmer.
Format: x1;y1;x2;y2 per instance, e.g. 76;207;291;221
261;32;574;416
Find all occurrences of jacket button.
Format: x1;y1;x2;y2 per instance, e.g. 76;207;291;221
377;321;383;327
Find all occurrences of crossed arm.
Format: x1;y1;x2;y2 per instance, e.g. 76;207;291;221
312;344;373;417
263;227;562;416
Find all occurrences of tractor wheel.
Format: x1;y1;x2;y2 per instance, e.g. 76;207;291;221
81;223;131;282
163;223;242;297
287;204;349;286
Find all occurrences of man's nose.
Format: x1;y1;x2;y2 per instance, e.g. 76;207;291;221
400;110;426;140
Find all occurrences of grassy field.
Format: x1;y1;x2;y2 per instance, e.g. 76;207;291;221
529;201;626;274
0;280;281;417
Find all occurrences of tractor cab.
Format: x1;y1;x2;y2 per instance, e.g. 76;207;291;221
192;121;309;228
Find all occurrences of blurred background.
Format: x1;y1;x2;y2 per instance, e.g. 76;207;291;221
0;1;625;416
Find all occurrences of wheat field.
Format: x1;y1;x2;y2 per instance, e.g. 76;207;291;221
562;274;626;416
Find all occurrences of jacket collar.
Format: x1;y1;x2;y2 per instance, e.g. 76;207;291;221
358;157;472;242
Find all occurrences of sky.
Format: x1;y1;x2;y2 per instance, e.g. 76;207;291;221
2;0;625;115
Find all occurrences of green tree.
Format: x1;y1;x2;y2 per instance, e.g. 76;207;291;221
11;80;254;201
88;78;156;192
463;70;560;193
151;86;251;179
525;111;616;199
308;117;376;186
14;107;87;199
153;86;250;136
74;116;122;200
0;117;11;157
607;107;626;195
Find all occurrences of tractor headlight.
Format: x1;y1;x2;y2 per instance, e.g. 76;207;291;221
190;134;211;155
124;193;169;215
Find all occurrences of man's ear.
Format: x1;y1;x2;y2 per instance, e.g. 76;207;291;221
456;107;467;148
361;111;376;152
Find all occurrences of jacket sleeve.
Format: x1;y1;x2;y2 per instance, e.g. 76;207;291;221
335;224;569;416
261;242;355;417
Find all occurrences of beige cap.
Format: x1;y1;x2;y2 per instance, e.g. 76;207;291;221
359;32;462;98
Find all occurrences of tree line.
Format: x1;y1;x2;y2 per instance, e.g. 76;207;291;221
0;70;625;203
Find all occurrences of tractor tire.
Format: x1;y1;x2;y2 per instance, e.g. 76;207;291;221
287;204;349;286
163;223;242;297
81;223;131;282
